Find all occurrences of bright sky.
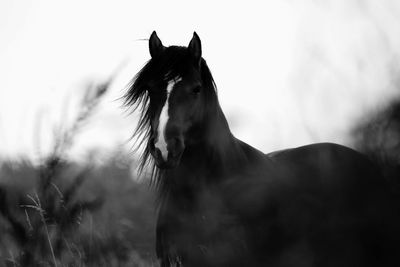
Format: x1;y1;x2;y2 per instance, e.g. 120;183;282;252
1;0;400;162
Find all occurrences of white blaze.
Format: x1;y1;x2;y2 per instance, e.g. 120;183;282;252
155;77;182;161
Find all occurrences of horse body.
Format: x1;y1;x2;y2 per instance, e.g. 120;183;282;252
125;32;400;266
157;139;399;266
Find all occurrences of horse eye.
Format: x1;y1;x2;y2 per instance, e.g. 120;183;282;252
192;86;201;95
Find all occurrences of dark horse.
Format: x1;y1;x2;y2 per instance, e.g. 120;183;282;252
124;32;400;266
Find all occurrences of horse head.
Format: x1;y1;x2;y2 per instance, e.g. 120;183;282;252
145;32;208;169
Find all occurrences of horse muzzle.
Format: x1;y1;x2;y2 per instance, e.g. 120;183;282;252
149;136;184;169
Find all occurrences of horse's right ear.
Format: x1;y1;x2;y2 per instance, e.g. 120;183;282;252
149;31;165;58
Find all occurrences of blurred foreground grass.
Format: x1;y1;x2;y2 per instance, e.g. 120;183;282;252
0;69;158;266
0;153;157;267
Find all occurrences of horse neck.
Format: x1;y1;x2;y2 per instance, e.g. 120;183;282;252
203;104;240;165
174;101;244;182
158;102;273;203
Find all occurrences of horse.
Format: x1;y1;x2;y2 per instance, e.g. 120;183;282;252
124;31;400;267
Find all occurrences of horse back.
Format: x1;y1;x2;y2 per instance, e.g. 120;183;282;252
250;142;400;266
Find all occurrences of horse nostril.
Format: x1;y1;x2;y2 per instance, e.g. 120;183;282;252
168;137;184;158
174;137;184;147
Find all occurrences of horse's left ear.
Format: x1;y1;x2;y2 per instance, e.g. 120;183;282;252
188;32;202;65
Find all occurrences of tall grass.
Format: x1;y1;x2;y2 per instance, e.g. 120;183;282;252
0;68;158;266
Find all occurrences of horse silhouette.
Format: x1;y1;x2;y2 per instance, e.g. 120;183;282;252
124;31;400;267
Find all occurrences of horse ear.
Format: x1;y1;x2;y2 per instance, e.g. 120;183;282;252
188;32;202;65
149;31;165;58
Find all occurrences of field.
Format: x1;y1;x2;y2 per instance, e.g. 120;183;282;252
0;78;159;267
0;152;158;267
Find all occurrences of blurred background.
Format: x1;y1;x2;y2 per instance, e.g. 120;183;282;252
0;0;400;266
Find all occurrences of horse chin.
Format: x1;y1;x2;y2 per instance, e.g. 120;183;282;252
155;160;176;169
154;155;181;169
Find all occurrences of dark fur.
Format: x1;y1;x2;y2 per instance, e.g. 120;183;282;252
124;36;400;267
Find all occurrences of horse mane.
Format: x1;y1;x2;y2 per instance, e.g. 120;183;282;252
123;46;219;188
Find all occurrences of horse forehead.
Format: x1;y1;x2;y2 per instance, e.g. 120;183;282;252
157;76;182;110
164;72;182;83
164;76;182;95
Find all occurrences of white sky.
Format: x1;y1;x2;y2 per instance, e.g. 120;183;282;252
1;0;400;162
